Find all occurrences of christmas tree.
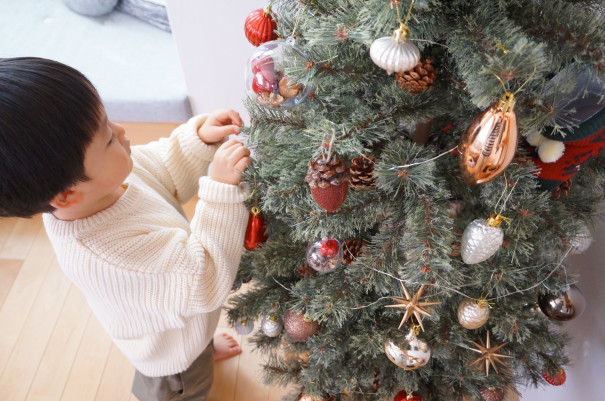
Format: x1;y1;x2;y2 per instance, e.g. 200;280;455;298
229;1;605;400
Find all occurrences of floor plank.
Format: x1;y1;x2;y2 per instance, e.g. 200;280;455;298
25;286;92;401
0;258;23;309
0;258;72;401
94;345;135;401
60;316;113;401
0;227;55;377
0;217;19;251
0;215;43;259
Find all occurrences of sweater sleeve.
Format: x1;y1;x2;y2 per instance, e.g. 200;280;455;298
132;114;224;204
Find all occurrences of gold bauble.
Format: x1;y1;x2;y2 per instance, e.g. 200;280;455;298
458;92;518;185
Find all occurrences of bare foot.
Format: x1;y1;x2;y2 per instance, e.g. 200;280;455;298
213;333;242;361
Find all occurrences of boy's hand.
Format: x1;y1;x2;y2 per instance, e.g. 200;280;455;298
198;109;243;144
210;139;252;185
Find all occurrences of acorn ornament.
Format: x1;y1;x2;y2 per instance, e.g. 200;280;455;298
305;133;350;212
461;213;507;264
457;298;490;329
244;5;278;47
458;91;518;185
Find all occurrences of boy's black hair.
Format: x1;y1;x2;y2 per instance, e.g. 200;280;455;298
0;57;103;218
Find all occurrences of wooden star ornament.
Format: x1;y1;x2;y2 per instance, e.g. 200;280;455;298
469;331;513;376
385;282;441;331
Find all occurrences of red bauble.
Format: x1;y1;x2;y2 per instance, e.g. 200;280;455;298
251;54;275;74
310;182;349;212
244;6;278;47
319;238;340;258
244;207;268;251
252;70;278;94
543;368;566;386
394;390;422;401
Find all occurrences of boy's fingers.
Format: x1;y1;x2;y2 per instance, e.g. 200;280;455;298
220;138;244;150
234;157;253;173
214;109;243;127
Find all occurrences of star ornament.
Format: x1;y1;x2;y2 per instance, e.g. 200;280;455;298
469;331;513;376
385;282;441;331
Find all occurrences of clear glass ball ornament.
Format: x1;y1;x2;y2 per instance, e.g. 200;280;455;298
384;328;431;370
245;38;311;109
306;237;343;273
234;318;255;335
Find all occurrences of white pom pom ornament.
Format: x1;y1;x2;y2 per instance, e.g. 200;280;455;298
525;131;565;163
370;24;420;75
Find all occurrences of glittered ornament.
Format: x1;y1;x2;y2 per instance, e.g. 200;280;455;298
244;5;278;47
385;328;431;370
235;318;254;335
461;213;506;264
394;390;422;401
479;386;505;401
244;206;268;251
457;298;490;329
543;367;566;386
458;91;518;185
283;310;320;342
569;223;593;254
261;313;283;337
370;24;420;75
538;285;586;321
306;237;343;273
245;39;310;109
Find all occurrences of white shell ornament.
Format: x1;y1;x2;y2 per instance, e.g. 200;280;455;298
370;25;420;75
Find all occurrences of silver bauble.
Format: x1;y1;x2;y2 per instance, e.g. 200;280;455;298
235;318;255;335
261;313;283;337
461;217;504;264
369;27;420;75
538;285;586;321
384;329;431;370
457;298;490;329
569;224;593;254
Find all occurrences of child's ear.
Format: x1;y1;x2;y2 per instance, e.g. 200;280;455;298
49;189;84;209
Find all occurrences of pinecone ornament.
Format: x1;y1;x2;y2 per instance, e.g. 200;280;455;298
461;214;506;264
350;154;377;189
342;238;367;265
306;154;350;212
395;58;437;94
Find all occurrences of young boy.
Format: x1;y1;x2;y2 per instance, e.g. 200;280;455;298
0;57;252;400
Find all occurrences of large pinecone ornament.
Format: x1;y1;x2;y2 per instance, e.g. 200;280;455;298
350;154;377;189
395;58;437;94
306;155;350;212
461;214;505;264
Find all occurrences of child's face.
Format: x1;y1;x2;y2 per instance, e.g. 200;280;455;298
78;113;133;204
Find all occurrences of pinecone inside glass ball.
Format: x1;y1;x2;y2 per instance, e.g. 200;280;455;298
395;58;437;94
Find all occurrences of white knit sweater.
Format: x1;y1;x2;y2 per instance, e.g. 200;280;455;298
43;115;250;377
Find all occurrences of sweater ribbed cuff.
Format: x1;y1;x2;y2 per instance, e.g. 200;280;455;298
198;177;250;204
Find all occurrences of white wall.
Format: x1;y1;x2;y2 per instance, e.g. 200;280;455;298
166;2;605;399
166;0;254;123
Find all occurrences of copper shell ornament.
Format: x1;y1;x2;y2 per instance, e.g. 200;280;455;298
244;5;278;47
458;92;518;185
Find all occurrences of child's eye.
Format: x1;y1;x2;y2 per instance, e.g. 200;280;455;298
108;132;117;144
